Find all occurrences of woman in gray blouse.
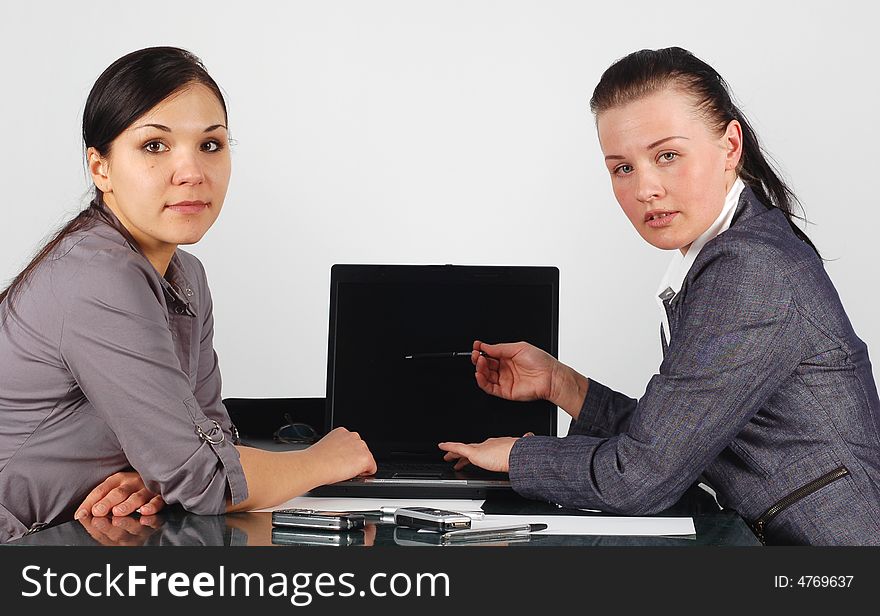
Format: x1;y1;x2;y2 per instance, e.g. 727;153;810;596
0;47;376;543
439;48;880;545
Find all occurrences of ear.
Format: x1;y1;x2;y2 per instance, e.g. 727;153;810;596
723;120;743;171
87;147;112;193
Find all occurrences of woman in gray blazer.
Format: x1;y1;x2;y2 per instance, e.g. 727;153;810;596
0;47;376;543
440;47;880;545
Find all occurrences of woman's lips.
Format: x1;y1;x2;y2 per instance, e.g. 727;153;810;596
645;211;678;228
166;201;209;214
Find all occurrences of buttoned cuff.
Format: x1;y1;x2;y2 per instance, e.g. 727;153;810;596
568;378;616;437
177;398;249;511
508;435;557;501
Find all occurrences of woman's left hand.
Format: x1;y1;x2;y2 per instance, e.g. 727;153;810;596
438;436;526;473
75;471;165;519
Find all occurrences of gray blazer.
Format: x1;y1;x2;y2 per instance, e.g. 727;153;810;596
509;187;880;545
0;218;247;543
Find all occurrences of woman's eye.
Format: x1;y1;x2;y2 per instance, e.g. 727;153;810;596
143;141;168;153
614;164;633;176
659;152;677;162
201;140;224;153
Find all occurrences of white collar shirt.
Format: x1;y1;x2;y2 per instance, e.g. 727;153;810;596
656;177;746;345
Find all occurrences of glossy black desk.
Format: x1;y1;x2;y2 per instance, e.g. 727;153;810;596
9;485;760;547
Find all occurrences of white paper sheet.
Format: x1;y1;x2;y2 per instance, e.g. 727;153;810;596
261;496;486;513
262;497;694;536
473;514;695;536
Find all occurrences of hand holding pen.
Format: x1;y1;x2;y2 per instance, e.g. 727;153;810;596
404;340;559;404
404;351;488;360
469;340;557;403
471;339;589;419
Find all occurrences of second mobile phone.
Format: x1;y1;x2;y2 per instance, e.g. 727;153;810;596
393;507;472;532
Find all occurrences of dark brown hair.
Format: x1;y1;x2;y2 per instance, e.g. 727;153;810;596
591;47;819;257
1;46;226;308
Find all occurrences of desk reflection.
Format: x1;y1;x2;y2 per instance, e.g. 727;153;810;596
50;510;379;547
9;485;760;546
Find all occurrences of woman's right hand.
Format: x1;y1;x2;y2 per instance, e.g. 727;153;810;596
472;340;558;402
305;427;377;486
472;339;589;418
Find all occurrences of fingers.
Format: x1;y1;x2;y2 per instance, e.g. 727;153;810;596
472;340;498;368
109;488;157;516
476;353;501;373
80;515;152;546
101;517;154;546
91;487;127;517
79;516;113;546
348;429;377;475
137;513;164;529
91;486;137;517
477;341;514;359
442;449;470;470
76;471;162;519
474;369;492;393
79;521;104;545
475;361;509;401
438;442;471;457
439;442;478;471
523;431;535;437
109;516;147;535
75;473;120;519
474;354;501;395
363;452;378;476
318;425;378;479
443;437;516;473
137;494;166;516
453;455;471;470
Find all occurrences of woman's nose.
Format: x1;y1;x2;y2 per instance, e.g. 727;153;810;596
171;151;206;186
635;170;664;203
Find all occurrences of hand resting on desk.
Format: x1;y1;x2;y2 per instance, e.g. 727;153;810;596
439;433;533;473
74;470;166;520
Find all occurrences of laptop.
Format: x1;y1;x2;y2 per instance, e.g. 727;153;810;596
308;264;559;498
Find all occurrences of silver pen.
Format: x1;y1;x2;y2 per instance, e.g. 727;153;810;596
440;523;547;544
378;506;484;522
404;351;489;360
379;506;484;519
350;507;485;523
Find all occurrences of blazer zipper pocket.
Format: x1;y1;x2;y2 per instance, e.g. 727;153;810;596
752;466;849;543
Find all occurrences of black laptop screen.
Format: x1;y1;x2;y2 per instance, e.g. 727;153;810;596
326;265;558;459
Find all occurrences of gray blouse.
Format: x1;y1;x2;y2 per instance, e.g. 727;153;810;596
0;217;248;543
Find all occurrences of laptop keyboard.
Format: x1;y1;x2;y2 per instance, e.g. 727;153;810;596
379;462;505;479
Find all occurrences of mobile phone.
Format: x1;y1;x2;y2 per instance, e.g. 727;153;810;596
271;527;365;547
271;508;366;531
393;507;472;532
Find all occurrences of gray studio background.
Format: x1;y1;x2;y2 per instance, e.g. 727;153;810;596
2;1;877;434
